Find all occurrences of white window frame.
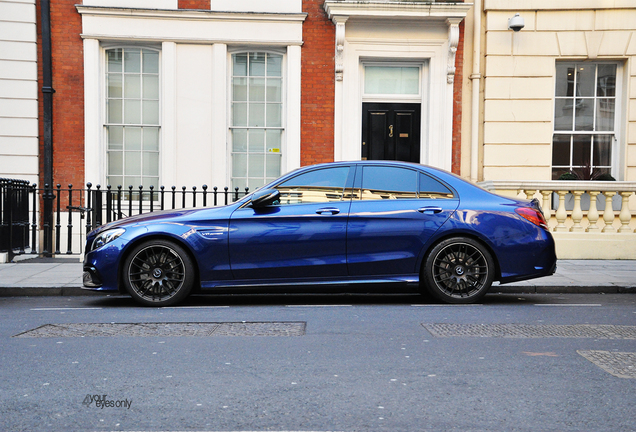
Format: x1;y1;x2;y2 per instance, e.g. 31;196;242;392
228;49;286;192
103;46;162;190
552;61;623;180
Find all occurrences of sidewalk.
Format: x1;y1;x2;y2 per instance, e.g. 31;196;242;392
0;257;634;297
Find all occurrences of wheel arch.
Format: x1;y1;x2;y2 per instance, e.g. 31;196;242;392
418;231;502;282
117;233;201;294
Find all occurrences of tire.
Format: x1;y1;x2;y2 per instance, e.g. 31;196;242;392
422;237;494;304
122;239;195;307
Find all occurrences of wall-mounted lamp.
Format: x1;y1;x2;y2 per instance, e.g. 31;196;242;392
508;13;525;32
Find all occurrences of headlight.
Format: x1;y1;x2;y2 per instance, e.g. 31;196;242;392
91;228;125;251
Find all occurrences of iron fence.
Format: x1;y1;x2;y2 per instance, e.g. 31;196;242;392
1;181;250;260
0;178;33;261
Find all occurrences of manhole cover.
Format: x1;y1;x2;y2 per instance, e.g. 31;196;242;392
578;350;636;379
422;323;636;339
13;322;306;338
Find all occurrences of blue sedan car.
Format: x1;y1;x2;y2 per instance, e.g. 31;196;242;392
83;161;556;306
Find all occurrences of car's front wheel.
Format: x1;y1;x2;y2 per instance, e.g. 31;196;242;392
123;239;195;306
422;237;494;304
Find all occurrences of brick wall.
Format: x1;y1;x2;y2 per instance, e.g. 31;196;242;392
451;21;464;175
178;0;210;9
37;0;85;190
300;0;335;166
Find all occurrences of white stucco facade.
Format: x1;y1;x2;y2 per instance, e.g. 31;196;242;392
0;0;39;184
78;3;305;189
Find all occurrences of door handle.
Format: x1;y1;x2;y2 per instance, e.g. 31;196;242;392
316;208;340;215
418;206;443;214
389;125;394;138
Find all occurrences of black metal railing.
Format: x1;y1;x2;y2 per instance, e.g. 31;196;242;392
0;178;33;262
2;181;250;260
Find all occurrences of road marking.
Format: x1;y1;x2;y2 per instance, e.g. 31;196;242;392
30;308;102;311
533;304;602;307
161;306;230;309
411;304;484;307
523;351;560;357
286;305;352;308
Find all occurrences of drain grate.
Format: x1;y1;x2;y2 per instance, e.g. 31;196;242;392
578;350;636;379
13;322;306;338
422;323;636;339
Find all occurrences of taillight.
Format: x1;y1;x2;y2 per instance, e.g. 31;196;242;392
515;207;549;230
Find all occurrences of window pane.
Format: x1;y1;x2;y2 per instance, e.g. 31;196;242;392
574;98;593;131
249;78;265;101
108;73;122;98
108;176;123;188
249;129;265;152
233;103;247;126
124;74;141;98
126;127;142;150
552;135;571;166
267;78;282;102
125;151;141;174
365;66;419;95
108;126;123;150
266;153;280;177
249;103;265;127
108;151;123;175
572;135;591;167
593;135;612;167
232;129;248;152
554;99;573;131
596;99;615;131
250;153;265;178
249;53;266;76
143;75;159;99
107;49;123;73
124;49;141;73
233;77;247;102
142;50;159;74
143;152;159;176
107;99;122;124
419;173;453;198
143;127;159;151
233;53;248;76
280;167;349;188
233;153;248;178
124;100;141;124
576;65;595;97
267;54;282;77
555;63;575;97
266;129;282;152
597;64;616;97
143;100;159;125
361;166;417;200
266;103;282;127
277;167;349;205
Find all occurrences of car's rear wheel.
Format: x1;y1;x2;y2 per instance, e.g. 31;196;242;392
422;237;494;304
123;239;195;306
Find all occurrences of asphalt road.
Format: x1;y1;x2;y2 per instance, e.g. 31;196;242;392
1;293;635;432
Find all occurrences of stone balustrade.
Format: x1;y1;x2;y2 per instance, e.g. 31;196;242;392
478;180;636;259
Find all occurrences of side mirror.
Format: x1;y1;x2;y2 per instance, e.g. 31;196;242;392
250;188;280;208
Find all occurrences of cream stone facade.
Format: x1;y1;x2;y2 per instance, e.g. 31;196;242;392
477;0;636;183
473;1;636;258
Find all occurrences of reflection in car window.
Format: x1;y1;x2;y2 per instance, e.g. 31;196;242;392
276;167;350;205
419;173;454;199
361;166;417;200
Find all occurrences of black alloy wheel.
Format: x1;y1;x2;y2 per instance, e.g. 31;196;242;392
123;239;195;306
422;237;494;304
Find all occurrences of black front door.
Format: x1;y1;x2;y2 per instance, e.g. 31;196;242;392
362;103;421;163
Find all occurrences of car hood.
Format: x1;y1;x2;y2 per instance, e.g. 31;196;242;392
89;206;228;236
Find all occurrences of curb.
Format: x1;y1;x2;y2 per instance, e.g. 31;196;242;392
1;286;634;297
